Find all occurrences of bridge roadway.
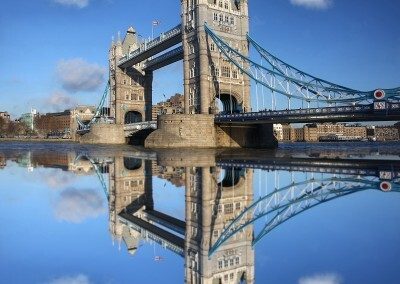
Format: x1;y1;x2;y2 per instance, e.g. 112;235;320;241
215;103;400;124
216;157;400;180
119;212;185;257
118;25;182;69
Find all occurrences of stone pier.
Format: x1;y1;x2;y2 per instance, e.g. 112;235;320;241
79;124;125;145
145;114;278;149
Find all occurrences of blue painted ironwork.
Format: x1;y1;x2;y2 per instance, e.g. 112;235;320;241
77;81;111;133
215;102;400;123
204;25;400;105
209;176;400;256
74;154;110;199
119;25;182;66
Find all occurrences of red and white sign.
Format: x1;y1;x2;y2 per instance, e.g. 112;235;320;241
374;89;385;100
380;181;392;192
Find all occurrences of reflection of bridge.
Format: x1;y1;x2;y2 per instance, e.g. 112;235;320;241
2;146;399;283
77;151;399;283
76;0;400;148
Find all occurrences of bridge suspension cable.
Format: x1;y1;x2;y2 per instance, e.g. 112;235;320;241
77;81;111;132
204;25;400;106
208;175;399;256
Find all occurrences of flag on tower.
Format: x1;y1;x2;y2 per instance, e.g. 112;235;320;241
152;20;160;26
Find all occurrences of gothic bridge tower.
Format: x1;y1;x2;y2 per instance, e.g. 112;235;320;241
109;28;153;125
182;0;251;114
108;155;153;251
185;166;255;283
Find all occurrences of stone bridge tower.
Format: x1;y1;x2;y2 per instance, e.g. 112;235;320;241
185;166;255;283
182;0;251;114
109;28;153;124
108;156;153;251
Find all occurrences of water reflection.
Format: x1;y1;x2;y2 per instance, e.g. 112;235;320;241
0;143;399;283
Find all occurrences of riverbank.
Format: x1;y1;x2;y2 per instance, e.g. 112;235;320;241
0;138;77;143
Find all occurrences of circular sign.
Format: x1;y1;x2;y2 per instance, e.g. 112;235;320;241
374;89;385;100
380;181;392;192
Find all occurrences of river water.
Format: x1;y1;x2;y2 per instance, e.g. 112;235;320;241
0;142;399;284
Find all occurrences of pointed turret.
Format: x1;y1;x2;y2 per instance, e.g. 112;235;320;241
122;26;139;55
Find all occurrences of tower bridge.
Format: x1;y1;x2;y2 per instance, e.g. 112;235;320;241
90;152;398;282
76;0;399;148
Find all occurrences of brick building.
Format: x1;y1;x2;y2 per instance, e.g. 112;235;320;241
35;110;72;137
152;93;184;120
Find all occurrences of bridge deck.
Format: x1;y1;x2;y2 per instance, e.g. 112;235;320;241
119;212;184;256
118;25;182;68
143;46;183;71
217;157;400;180
144;209;186;235
215;103;400;124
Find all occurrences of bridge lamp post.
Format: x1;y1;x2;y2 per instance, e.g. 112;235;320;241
151;20;160;40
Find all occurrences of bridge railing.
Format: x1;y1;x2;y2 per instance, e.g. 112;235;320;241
215;102;400;121
143;46;183;70
119;25;182;65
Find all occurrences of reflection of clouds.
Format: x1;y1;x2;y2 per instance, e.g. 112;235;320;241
43;169;77;189
299;273;342;284
54;188;105;223
290;0;332;10
47;274;91;284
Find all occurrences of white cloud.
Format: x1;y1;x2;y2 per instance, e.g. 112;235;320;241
53;0;90;9
47;274;91;284
54;188;105;223
299;273;342;284
45;90;78;112
290;0;332;10
43;169;77;189
56;58;106;93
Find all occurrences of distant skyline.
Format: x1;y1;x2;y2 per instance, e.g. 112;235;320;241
0;0;399;118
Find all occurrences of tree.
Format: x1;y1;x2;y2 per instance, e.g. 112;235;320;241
0;117;5;136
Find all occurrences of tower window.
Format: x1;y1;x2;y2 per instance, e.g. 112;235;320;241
215;68;220;77
213;12;218;21
210;43;215;51
224;1;229;9
190;67;195;78
222;66;231;78
232;70;238;79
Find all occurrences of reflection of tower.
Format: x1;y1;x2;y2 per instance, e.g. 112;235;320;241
108;156;153;250
185;166;254;284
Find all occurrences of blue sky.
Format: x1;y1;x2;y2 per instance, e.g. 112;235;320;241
0;0;399;118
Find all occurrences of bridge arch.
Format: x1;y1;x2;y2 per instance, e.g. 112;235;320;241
218;167;246;188
124;111;143;124
123;157;142;171
215;92;243;114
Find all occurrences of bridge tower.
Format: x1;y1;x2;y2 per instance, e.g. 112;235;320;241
108;155;153;250
185;166;255;283
181;0;251;114
109;28;153;125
